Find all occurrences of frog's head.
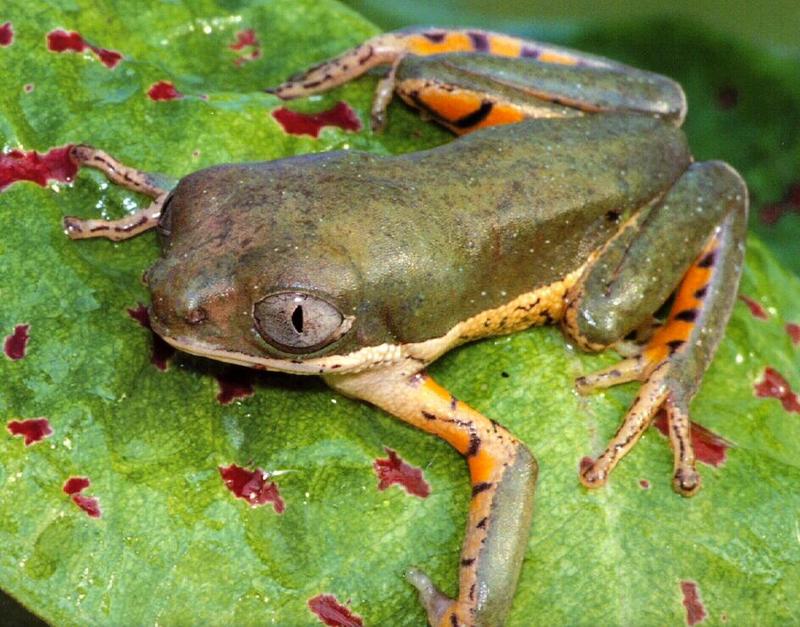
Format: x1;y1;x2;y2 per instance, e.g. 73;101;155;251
143;166;368;374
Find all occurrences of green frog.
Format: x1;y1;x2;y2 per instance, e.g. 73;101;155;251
62;28;748;627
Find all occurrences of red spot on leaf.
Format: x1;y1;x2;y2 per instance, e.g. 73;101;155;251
0;146;77;192
680;581;707;625
127;304;175;370
272;101;361;138
147;80;183;101
373;447;430;498
760;182;800;225
47;29;122;69
308;594;363;627
639;479;650;489
4;324;30;360
230;29;257;50
0;21;13;46
215;369;255;404
63;476;101;518
23;83;34;93
7;418;53;446
229;28;261;65
786;322;800;345
738;294;768;320
63;477;90;494
653;412;730;467
754;367;800;413
218;464;285;513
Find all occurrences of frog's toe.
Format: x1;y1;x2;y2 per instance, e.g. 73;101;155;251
575;355;645;394
406;568;459;626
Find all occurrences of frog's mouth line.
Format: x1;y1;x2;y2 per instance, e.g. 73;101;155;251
148;314;410;377
155;332;335;375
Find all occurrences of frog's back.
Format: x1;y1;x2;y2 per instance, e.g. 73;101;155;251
170;113;690;345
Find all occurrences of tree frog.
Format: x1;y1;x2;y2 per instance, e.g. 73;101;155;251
62;28;748;627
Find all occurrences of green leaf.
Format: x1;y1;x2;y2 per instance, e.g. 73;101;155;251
1;2;799;625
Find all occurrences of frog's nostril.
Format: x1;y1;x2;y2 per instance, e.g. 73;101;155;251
184;307;208;325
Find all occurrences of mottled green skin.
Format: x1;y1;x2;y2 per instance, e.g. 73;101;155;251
146;113;690;360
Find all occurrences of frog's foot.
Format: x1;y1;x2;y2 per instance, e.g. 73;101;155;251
564;161;748;495
577;356;700;495
325;367;537;626
62;145;171;241
406;568;460;626
64;195;167;241
575;217;744;495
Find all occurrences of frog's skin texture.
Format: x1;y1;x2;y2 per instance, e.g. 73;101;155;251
63;28;748;627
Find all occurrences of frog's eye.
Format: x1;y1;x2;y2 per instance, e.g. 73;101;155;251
253;292;353;353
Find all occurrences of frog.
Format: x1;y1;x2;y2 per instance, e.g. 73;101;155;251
61;28;748;627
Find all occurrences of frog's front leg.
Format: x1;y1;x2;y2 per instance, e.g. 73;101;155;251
325;366;537;627
563;160;748;495
63;145;171;241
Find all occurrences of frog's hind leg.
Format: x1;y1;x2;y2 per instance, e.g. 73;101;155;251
266;28;653;131
63;145;170;241
325;366;537;627
563;160;748;495
267;28;612;100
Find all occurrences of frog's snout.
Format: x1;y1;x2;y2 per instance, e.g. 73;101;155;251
149;290;209;331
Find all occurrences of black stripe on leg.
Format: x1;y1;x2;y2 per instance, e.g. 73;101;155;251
674;309;698;322
472;482;492;497
467;31;489;52
667;339;686;353
422;31;446;43
453;100;494;129
698;251;716;268
466;432;481;457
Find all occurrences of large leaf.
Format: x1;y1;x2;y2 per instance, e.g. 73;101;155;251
1;1;799;625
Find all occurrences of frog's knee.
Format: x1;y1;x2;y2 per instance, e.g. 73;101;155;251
562;289;633;352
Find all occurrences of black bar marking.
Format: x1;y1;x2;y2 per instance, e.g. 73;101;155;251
694;286;708;299
422;31;446;43
471;482;492;497
466;432;481;457
467;31;489;52
667;339;686;353
454;100;494;129
674;309;698;323
461;557;476;567
521;46;539;58
698;251;716;268
421;411;437;421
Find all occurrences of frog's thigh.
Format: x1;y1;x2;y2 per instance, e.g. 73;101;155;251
63;145;171;241
325;367;537;627
565;161;747;495
564;161;746;351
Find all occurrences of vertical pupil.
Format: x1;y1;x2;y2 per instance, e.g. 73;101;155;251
291;305;304;333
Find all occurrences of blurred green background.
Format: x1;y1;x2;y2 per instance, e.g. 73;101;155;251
342;0;800;52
